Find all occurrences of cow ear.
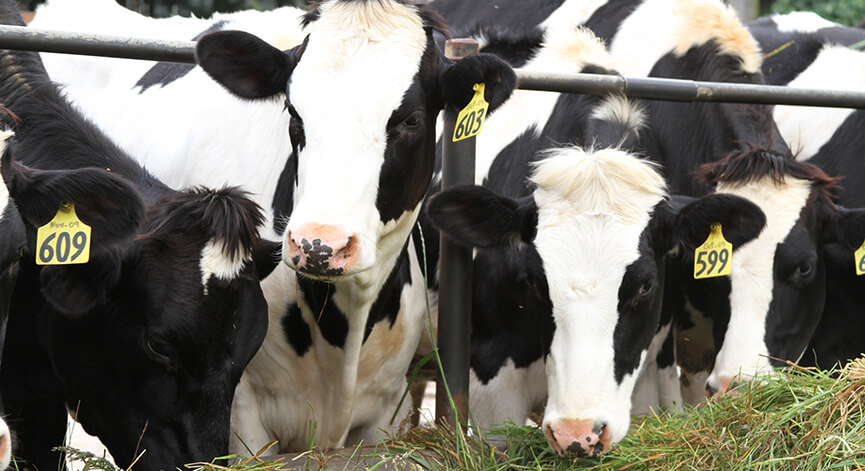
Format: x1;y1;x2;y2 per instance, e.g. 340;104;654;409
8;163;144;250
425;185;535;248
39;250;123;318
822;205;865;250
196;30;300;99
441;53;516;114
253;239;282;281
671;193;766;251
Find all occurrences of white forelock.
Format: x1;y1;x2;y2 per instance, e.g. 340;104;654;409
590;94;647;134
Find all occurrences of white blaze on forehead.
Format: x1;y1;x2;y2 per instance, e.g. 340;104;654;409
0;130;13;219
200;240;250;293
476;26;615;183
287;0;427;230
610;0;762;76
531;147;666;443
711;177;812;382
770;11;839;33
774;46;865;161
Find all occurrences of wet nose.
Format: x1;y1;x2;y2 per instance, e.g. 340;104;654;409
286;223;358;276
544;419;611;458
706;375;740;398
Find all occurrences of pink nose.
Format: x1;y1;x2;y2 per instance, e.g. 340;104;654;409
706;375;740;398
286;223;358;276
544;419;611;458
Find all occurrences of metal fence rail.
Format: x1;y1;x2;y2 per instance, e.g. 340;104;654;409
1;25;865;108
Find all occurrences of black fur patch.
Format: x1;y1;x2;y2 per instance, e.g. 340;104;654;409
282;303;312;356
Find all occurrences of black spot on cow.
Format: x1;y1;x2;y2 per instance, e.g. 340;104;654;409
365;244;410;343
281;303;312;357
297;277;349;348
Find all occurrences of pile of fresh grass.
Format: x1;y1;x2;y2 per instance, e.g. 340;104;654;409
395;356;865;470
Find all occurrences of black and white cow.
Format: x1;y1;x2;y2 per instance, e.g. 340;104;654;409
0;2;270;470
33;0;517;453
734;13;865;371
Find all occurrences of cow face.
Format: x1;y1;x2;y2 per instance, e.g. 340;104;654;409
196;0;515;283
697;149;865;395
426;147;765;456
20;188;267;470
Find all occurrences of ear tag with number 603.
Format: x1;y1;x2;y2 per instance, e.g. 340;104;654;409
36;202;91;266
452;82;489;142
855;238;865;276
694;223;732;279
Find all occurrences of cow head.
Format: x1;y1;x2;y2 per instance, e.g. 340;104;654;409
426;147;765;456
195;0;515;283
696;148;865;395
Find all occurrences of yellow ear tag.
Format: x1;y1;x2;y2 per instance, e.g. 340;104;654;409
452;82;489;142
35;202;91;265
694;223;732;279
855;238;865;276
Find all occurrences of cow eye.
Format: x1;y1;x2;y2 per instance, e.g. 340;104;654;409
145;337;177;371
796;261;813;278
401;112;423;132
638;280;654;297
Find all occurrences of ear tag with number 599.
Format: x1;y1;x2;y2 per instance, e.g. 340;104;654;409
855;238;865;276
36;202;91;266
452;82;489;142
694;223;732;279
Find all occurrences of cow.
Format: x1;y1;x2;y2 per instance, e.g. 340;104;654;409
427;0;865;403
32;0;517;453
740;13;865;371
0;2;270;470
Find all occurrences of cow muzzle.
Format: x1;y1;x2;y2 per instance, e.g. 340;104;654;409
286;223;359;277
544;418;611;458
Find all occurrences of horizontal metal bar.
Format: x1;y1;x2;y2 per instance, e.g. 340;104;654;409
516;71;865;108
0;25;196;63
0;25;862;108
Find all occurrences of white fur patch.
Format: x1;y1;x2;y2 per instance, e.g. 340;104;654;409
532;147;667;445
770;11;839;33
0;130;13;219
610;0;762;76
470;358;547;429
0;416;9;471
200;240;249;293
590;94;647;134
540;0;613;32
710;177;812;386
774;45;865;161
475;26;616;183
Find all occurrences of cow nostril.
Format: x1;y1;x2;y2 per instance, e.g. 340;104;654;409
706;383;718;397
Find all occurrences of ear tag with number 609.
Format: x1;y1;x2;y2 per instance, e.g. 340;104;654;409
855;238;865;276
452;82;489;142
694;223;732;279
36;202;91;266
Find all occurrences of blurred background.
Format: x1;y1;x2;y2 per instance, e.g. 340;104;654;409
16;0;865;25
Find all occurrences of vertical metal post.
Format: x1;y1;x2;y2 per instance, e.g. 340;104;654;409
436;38;478;426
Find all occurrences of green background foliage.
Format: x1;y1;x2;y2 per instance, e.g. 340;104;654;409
771;0;865;26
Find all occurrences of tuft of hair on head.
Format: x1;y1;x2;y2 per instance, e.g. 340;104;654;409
530;146;668;223
590;94;647;133
673;0;763;73
538;24;617;71
698;146;841;196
